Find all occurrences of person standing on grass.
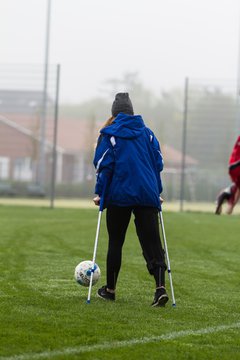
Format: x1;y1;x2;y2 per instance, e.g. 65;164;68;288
215;135;240;215
92;92;169;307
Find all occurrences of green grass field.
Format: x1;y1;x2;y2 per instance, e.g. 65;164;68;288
0;205;239;360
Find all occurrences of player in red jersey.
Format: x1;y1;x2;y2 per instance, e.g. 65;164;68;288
215;136;240;215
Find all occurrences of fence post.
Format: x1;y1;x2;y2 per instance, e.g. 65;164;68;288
50;64;60;209
180;77;189;211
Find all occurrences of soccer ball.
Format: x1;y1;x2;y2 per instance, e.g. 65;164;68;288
74;260;101;287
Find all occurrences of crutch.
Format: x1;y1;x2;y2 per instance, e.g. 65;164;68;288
86;191;105;304
159;210;176;307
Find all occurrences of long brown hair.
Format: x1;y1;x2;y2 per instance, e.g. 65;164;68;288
100;116;115;130
94;116;115;149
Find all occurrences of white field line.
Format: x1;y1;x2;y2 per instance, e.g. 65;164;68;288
1;322;240;360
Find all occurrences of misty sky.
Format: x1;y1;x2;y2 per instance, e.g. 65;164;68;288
0;0;240;103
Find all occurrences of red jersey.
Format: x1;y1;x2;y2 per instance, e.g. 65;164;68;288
229;136;240;187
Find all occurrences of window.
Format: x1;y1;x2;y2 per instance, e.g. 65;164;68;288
0;157;10;179
13;157;33;181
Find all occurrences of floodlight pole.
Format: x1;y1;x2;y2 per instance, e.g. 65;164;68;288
38;0;51;187
180;77;189;212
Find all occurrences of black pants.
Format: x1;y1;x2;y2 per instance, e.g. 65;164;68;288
106;206;166;290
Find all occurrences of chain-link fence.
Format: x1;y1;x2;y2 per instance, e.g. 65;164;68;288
171;77;239;210
0;68;239;211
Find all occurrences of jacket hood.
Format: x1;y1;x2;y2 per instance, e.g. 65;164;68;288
101;113;145;139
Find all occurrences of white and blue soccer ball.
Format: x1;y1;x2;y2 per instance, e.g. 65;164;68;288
74;260;101;287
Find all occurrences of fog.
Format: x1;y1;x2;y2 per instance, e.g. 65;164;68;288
0;0;239;103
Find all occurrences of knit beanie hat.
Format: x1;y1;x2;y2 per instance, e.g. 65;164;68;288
111;93;134;117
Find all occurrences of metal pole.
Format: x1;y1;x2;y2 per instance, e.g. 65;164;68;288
86;189;106;304
38;0;51;187
159;210;176;307
87;209;103;304
180;77;189;211
50;64;60;209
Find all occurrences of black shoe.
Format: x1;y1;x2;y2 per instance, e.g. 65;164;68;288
151;287;169;307
97;286;115;301
215;188;231;215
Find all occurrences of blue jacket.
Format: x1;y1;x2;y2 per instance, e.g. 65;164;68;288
93;113;164;208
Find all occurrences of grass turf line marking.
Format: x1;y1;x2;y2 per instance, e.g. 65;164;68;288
1;322;240;360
